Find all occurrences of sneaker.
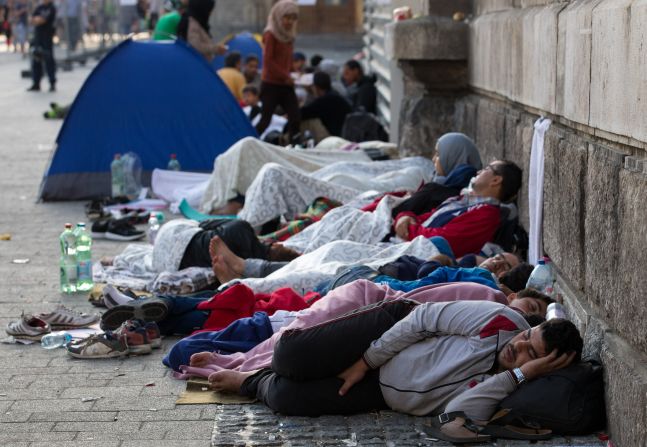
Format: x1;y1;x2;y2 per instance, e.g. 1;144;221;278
101;285;138;309
66;332;128;359
112;320;152;355
90;218;112;239
100;297;168;331
6;314;51;340
49;84;56;92
37;304;99;329
142;321;162;349
26;85;40;92
105;219;145;242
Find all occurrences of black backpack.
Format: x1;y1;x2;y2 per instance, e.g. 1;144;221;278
495;361;607;435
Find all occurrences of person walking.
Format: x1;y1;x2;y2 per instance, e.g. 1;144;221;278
27;0;57;92
176;0;224;63
256;0;300;142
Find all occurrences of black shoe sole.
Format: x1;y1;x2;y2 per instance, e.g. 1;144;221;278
101;301;168;330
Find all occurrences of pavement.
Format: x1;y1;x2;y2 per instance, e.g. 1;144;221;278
0;44;607;447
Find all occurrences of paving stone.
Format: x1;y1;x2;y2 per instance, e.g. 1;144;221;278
53;421;142;432
0;411;32;423
0;431;74;443
122;442;210;447
9;399;94;413
92;397;177;411
143;420;214;439
59;385;143;399
116;407;202;421
29;442;121;447
29;411;118;422
74;429;167;441
0;422;55;432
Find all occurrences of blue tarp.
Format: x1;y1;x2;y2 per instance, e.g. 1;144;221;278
40;39;256;201
212;32;263;71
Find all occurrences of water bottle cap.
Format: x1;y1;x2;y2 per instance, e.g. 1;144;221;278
538;259;545;265
64;223;73;229
170;153;177;159
156;212;165;222
77;222;86;228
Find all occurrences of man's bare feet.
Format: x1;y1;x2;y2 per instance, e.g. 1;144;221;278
208;370;256;393
209;236;246;283
211;200;244;216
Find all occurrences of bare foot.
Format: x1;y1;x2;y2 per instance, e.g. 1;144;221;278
212;254;240;284
208;370;256;393
209;236;245;276
211;201;244;216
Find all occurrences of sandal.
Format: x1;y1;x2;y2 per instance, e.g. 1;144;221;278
427;411;491;444
481;409;552;440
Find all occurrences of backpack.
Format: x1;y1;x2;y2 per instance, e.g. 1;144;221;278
341;112;389;143
495;361;607;435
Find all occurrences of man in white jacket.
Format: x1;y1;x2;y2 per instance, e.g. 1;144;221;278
210;300;581;440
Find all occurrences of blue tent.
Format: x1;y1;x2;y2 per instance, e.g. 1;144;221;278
212;32;263;71
40;39;256;201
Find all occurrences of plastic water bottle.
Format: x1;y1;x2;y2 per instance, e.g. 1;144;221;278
74;223;93;292
59;223;77;294
111;153;124;197
167;153;181;171
526;257;554;297
546;302;567;320
147;212;160;244
41;331;73;349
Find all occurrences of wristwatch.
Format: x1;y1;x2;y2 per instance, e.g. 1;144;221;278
512;367;526;385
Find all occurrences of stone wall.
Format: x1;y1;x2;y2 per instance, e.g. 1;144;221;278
386;1;647;445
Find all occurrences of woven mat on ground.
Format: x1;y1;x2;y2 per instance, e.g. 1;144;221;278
176;378;256;405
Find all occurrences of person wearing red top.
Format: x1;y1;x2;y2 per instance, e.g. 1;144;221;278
256;1;301;140
393;160;522;258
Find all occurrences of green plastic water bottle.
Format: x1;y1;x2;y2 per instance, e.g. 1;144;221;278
74;223;93;292
59;223;77;294
111;153;124;197
167;153;181;171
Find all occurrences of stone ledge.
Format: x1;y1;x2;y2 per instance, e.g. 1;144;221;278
385;16;468;61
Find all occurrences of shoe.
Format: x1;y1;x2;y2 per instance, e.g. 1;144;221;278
102;285;138;309
49;84;56;92
27;85;40;92
6;314;51;340
105;219;145;242
142;321;162;349
111;320;152;355
100;297;169;331
66;332;128;359
37;304;99;329
90;218;112;239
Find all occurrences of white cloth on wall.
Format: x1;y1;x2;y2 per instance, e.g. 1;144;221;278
528;117;551;265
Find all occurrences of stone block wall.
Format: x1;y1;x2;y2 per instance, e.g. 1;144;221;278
387;1;647;445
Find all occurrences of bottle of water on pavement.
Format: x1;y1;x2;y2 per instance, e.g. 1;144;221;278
74;223;94;292
167;153;181;171
59;223;77;294
41;331;73;349
111;153;124;197
526;257;554;297
546;302;567;320
147;212;160;244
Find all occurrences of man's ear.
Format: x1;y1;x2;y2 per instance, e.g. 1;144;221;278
506;292;517;304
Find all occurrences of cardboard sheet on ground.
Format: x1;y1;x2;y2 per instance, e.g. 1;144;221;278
176;379;256;405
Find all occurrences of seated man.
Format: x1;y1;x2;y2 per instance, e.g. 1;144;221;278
217;51;247;102
342;59;377;114
209;300;581;443
300;72;352;137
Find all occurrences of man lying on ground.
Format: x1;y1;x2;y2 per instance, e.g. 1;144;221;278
208;300;581;443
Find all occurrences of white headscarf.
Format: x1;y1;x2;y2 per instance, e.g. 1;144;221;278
265;0;299;43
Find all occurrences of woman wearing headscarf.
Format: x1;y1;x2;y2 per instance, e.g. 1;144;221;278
176;0;225;62
256;0;301;141
391;132;482;217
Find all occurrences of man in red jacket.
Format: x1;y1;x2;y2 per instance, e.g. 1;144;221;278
393;159;522;258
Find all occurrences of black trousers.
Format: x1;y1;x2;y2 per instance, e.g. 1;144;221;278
31;42;56;87
179;219;269;270
257;82;301;138
240;299;418;416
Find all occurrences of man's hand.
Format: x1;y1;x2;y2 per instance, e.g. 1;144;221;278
337;358;370;396
520;350;576;381
215;44;227;55
31;16;46;26
394;216;415;240
190;351;217;367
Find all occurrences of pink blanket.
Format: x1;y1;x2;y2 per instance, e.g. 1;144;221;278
176;280;507;379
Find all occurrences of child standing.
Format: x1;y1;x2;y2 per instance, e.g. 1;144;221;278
256;0;300;142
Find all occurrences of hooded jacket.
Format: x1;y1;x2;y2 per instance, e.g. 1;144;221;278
363;300;528;419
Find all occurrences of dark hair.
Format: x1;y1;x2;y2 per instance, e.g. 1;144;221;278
225;51;242;68
499;262;534;292
540;319;583;362
293;51;306;61
524;314;546;327
517;287;556;307
310;54;323;67
242;85;259;96
492;160;523;202
344;59;363;74
244;54;259;64
313;72;332;91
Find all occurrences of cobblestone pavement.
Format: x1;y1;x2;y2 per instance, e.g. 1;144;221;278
0;47;607;447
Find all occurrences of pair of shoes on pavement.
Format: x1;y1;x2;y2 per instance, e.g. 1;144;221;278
91;217;145;241
66;319;161;359
27;84;55;92
5;305;100;340
100;296;168;331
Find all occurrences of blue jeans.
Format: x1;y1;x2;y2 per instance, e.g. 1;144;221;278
156;292;215;335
